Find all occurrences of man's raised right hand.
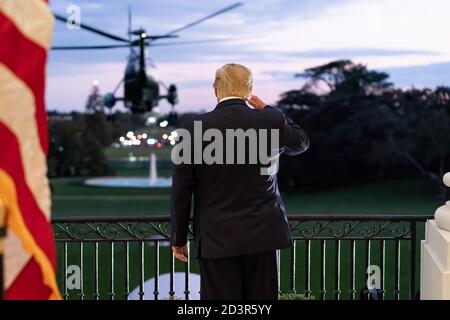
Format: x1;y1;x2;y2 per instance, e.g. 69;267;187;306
247;95;268;110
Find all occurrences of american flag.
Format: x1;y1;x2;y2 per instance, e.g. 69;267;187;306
0;0;61;299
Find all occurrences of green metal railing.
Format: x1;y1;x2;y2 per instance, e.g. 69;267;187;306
52;214;432;300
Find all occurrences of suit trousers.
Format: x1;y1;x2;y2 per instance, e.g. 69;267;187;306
198;251;278;300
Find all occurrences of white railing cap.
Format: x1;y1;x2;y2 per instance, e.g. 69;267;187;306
444;172;450;188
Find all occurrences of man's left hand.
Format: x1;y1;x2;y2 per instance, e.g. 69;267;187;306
172;245;189;262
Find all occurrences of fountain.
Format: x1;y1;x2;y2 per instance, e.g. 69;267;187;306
85;152;172;188
149;153;157;186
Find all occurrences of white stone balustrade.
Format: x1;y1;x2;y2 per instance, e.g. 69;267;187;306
421;172;450;299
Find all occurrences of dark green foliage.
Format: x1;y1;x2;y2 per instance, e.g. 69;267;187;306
278;60;450;198
48;112;121;177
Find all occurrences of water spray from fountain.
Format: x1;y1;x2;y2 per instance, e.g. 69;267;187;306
85;152;172;188
149;153;158;186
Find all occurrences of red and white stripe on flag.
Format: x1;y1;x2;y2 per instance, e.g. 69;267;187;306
0;0;61;299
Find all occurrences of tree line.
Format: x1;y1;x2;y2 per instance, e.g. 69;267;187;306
277;60;450;198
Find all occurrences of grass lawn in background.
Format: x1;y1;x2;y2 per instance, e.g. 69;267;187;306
51;177;440;217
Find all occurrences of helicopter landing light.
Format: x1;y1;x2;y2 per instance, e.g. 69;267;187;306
146;116;157;124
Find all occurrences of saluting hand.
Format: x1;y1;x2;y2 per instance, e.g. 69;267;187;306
247;95;268;110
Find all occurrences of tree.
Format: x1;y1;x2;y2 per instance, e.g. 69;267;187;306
47;112;119;177
389;87;450;198
85;82;105;114
277;60;450;198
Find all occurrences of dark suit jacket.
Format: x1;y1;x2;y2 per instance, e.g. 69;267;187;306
170;98;309;259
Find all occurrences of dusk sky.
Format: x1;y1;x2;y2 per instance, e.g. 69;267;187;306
47;0;450;113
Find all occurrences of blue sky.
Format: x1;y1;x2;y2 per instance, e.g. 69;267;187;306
47;0;450;113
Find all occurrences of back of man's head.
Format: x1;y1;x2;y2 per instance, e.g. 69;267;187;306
214;63;253;100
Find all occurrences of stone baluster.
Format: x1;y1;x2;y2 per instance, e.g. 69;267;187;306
435;173;450;230
421;173;450;299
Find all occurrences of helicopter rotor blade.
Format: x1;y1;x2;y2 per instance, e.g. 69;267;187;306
51;44;131;50
53;13;130;43
144;35;179;40
148;38;237;47
51;37;234;50
162;2;243;36
129;35;178;46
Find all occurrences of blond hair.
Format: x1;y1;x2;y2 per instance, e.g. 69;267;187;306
213;63;253;100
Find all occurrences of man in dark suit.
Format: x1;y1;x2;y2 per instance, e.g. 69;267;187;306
170;63;309;300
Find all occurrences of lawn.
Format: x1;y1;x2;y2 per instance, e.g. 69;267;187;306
51;177;440;217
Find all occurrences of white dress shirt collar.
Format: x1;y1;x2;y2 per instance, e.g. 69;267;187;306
218;96;245;103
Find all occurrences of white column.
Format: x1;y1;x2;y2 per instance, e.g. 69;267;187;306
421;173;450;299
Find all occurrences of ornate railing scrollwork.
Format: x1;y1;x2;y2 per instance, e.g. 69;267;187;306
53;220;173;241
289;218;414;240
53;215;428;242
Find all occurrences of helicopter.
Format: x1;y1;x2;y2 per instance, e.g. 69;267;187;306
51;2;243;115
